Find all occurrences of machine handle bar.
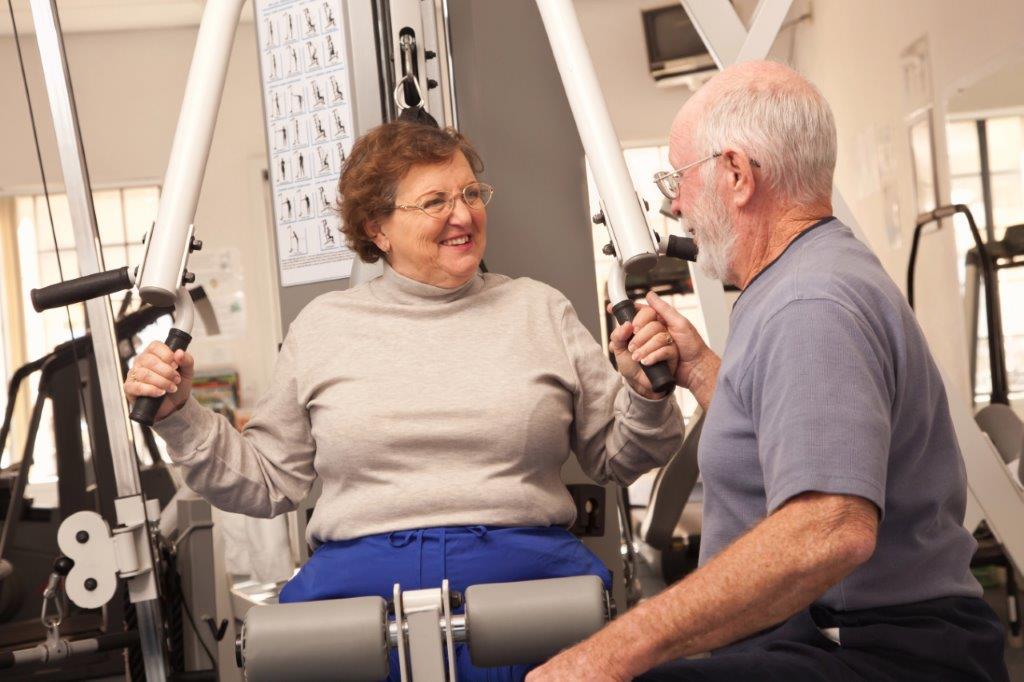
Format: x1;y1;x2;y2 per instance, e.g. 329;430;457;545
30;267;133;312
129;328;193;426
611;301;676;396
665;235;698;262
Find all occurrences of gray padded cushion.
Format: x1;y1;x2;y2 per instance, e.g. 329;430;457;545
242;596;388;682
974;403;1024;465
465;575;606;667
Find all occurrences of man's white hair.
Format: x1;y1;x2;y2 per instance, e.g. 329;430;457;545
694;68;837;205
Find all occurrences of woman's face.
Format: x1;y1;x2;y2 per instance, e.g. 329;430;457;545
371;152;487;288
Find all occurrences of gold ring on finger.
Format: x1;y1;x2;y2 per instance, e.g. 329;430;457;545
663;332;673;345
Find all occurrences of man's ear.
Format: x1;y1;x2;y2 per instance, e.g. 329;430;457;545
721;148;756;208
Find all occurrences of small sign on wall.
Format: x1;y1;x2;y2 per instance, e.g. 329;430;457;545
255;0;355;286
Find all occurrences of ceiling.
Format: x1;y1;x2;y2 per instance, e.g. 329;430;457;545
1;0;253;36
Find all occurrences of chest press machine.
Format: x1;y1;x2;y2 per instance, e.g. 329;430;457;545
10;0;694;679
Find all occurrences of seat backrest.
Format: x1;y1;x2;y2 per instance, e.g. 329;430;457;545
639;408;704;550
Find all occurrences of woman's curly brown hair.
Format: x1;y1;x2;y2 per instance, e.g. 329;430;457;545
337;122;484;263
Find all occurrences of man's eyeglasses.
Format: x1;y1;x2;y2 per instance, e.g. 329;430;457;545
394;182;495;218
653;153;761;200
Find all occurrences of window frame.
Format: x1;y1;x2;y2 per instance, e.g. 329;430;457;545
0;181;161;485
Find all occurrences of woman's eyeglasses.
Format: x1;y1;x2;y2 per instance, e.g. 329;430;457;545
394;182;495;218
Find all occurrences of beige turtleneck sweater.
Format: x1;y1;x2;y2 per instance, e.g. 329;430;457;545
153;267;683;545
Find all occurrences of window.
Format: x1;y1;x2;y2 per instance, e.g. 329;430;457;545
5;185;161;489
946;115;1024;401
0;243;9;467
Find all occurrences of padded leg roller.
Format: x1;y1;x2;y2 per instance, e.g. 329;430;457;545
239;596;389;682
465;575;608;667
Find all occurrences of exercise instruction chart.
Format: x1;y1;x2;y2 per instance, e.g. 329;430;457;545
255;0;355;286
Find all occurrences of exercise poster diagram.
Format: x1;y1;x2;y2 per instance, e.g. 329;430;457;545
255;0;355;286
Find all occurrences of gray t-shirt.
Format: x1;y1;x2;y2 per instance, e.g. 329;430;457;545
698;218;981;610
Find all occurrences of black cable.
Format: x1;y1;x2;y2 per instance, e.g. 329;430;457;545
6;0;78;341
6;0;94;457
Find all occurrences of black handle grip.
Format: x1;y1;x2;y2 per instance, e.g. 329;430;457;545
665;235;698;262
130;328;193;427
611;301;676;396
31;267;133;312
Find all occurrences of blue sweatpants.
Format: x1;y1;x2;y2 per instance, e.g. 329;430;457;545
279;525;612;681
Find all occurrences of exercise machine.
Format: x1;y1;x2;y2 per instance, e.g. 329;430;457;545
908;205;1023;641
964;224;1024;420
908;205;1023;470
0;291;219;678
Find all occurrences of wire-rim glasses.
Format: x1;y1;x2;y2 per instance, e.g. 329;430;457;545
394;182;495;218
653;153;761;200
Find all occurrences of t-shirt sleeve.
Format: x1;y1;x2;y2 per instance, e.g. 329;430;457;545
747;298;892;516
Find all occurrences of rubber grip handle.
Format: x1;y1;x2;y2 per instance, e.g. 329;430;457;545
665;235;698;262
129;328;193;427
31;267;133;312
611;301;675;396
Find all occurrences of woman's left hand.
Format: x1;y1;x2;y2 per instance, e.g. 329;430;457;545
608;302;679;399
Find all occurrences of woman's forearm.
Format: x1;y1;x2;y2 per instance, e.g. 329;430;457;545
154;397;315;517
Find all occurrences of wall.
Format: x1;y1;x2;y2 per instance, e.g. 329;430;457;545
0;22;278;406
448;0;601;336
948;58;1024;115
574;0;695;146
787;0;1024;401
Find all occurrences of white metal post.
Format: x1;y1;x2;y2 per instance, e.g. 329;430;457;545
28;1;168;679
138;0;247;308
535;0;658;276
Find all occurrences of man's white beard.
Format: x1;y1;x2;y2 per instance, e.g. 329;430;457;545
687;178;736;284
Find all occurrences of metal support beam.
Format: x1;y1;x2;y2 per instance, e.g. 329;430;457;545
735;0;793;64
28;1;167;679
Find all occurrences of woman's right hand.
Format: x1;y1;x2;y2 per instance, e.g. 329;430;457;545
124;341;195;423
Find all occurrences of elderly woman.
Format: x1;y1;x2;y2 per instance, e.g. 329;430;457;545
125;122;683;680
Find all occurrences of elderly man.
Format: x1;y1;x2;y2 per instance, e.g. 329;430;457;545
528;61;1008;681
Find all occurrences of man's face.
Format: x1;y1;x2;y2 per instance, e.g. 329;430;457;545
669;137;737;284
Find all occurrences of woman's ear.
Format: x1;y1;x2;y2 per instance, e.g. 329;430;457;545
367;221;390;255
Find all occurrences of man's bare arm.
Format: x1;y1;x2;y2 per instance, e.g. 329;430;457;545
528;492;879;681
